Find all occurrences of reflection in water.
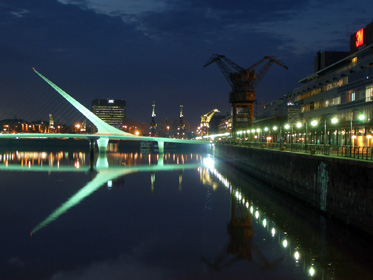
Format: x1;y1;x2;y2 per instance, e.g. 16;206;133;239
198;156;334;279
1;149;372;279
30;168;134;235
0;151;86;169
0;150;201;170
0;150;203;236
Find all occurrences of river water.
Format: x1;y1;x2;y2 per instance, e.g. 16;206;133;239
0;142;372;280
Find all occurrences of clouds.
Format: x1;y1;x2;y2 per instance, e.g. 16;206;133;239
58;0;167;15
1;0;373;125
251;1;373;56
54;0;373;57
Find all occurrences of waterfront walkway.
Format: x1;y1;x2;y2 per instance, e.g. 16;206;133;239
227;141;373;162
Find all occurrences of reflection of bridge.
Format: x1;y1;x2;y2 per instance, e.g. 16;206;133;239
0;152;201;235
0;69;209;153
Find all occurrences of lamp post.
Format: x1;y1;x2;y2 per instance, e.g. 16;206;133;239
273;125;278;143
331;117;339;145
324;118;327;146
256;128;261;142
310;120;318;144
350;111;366;146
296;122;302;144
284;124;290;144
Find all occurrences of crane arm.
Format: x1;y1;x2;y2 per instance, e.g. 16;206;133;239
204;54;237;86
220;56;245;72
201;108;220;126
252;56;288;89
204;109;220;122
247;57;271;71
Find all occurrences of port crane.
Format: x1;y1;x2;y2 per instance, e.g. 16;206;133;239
200;108;220;136
204;54;287;136
201;189;284;271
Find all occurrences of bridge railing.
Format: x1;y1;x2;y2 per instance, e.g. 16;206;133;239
229;140;373;161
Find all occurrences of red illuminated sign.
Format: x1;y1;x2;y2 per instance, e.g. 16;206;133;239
355;28;364;47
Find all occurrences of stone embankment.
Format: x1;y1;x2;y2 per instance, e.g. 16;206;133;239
215;144;373;235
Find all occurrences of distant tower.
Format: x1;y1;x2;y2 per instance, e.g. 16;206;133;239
149;101;157;136
48;114;55;133
81;119;87;132
177;103;186;138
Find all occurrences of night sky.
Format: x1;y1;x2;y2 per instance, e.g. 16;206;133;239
1;0;372;128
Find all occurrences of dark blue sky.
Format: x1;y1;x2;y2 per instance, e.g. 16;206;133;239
1;0;372;127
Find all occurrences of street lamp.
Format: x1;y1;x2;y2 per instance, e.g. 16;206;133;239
350;111;366;146
330;117;339;145
310;120;318;144
296;122;302;143
273;126;278;143
256;128;261;142
284;124;290;143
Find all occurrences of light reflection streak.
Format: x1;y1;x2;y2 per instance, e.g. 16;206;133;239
199;157;320;279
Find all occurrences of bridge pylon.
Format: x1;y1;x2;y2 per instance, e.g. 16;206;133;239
33;68;132;153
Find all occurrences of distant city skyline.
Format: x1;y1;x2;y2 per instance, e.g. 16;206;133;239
1;0;373;127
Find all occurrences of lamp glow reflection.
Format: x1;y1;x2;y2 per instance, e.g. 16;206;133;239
203;157;215;169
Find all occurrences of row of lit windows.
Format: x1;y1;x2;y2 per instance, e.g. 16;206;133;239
94;110;125;114
295;77;348;102
301;97;341;112
96;113;125;116
301;84;373;113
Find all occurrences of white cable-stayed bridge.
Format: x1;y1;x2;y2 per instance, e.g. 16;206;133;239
0;69;209;153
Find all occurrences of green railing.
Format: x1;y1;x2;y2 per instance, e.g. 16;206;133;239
225;140;373;161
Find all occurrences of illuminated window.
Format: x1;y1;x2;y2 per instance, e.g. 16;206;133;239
332;97;341;105
351;92;355;101
366;85;373;102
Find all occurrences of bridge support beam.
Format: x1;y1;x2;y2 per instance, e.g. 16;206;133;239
97;137;109;154
157;141;164;154
96;153;109;169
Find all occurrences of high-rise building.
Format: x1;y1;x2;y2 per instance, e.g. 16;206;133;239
91;99;126;129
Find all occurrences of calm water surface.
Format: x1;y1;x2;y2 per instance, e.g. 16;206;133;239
0;144;372;280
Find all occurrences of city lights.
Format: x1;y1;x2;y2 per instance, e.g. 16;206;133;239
311;120;318;127
309;267;316;277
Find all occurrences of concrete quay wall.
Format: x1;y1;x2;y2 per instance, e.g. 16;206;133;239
215;144;373;235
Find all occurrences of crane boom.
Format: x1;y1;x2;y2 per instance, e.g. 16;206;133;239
200;108;220;136
253;56;288;89
204;55;234;86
